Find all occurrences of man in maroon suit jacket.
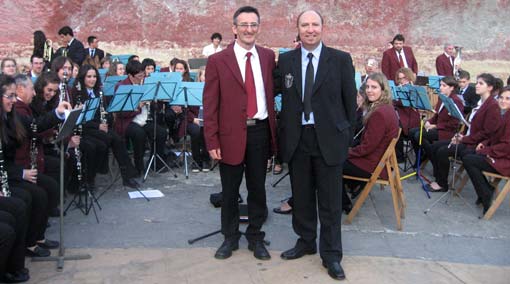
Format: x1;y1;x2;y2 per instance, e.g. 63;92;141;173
381;34;418;81
435;44;455;76
203;6;276;261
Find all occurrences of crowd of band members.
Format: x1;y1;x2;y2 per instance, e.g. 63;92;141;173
0;20;509;282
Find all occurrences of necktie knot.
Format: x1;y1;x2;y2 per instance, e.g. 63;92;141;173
307;53;313;60
246;52;252;60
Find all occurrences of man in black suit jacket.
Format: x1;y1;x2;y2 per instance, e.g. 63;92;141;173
85;36;105;61
274;10;357;281
58;26;86;66
458;70;479;114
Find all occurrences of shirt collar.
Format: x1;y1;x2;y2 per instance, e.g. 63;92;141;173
444;52;451;58
233;41;258;59
301;42;322;61
68;38;74;46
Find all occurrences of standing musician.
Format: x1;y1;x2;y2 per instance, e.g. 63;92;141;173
114;60;169;174
381;34;418;80
70;65;139;188
409;76;463;164
274;10;356;280
83;36;105;68
32;30;53;71
204;6;276;261
435;44;456;76
56;26;86;66
428;73;502;192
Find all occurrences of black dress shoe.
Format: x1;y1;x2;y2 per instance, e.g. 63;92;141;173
214;240;239;259
322;261;346;280
2;269;30;283
122;178;140;189
36;239;59;249
280;245;316;260
25;246;50;257
248;241;271;260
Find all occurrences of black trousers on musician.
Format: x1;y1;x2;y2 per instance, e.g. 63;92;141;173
0;197;28;273
288;127;344;263
125;122;167;173
84;128;138;180
342;160;371;209
36;173;59;212
462;154;498;206
430;141;474;190
409;127;439;163
0;218;15;277
10;182;48;247
220;120;269;243
80;134;108;183
187;123;210;167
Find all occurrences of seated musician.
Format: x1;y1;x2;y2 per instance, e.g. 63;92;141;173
100;56;112;70
114;60;169;174
394;67;420;163
462;86;510;214
107;61;125;77
409;76;463;165
69;65;139;188
142;58;156;77
1;58;17;77
427;73;502;192
1;74;68;257
166;59;210;172
342;73;399;213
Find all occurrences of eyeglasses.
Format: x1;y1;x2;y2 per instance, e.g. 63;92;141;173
3;94;17;100
236;23;259;30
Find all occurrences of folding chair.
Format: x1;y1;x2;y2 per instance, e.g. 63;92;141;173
481;171;510;220
343;130;406;230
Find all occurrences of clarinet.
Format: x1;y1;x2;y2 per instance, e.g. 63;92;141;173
99;90;107;124
73;94;84;190
30;119;38;170
0;140;10;197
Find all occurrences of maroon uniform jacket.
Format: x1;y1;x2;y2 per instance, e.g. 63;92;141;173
203;43;277;165
348;104;399;179
381;46;418;80
435;53;455;76
113;77;141;137
429;93;464;140
14;100;46;172
477;110;510;176
462;96;502;147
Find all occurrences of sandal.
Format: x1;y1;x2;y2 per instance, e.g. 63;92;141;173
273;164;283;175
425;183;447;192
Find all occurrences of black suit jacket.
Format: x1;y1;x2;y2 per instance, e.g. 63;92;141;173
274;44;357;166
84;48;105;61
462;84;479;114
67;38;86;65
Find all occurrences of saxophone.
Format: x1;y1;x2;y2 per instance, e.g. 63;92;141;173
0;140;10;197
30;119;38;170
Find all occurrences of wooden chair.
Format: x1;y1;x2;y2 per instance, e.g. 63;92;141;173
343;130;406;230
481;171;510;220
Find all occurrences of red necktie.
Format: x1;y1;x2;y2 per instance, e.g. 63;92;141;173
398;52;405;68
245;52;257;118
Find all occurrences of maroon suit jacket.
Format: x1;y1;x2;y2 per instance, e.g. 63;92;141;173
159;67;170;72
177;106;199;138
435;53;455;76
462;96;501;147
113;77;141;137
477;110;510;176
429;93;464;140
203;43;277;165
393;100;420;136
14;100;46;173
348;104;399;179
381;46;418;81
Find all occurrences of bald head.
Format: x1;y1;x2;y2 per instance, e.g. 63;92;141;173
296;10;323;27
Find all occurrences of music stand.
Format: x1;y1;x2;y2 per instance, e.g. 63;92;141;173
32;109;92;270
170;82;203;179
64;98;103;223
428;76;444;94
140;76;180;181
111;54;132;65
424;94;474;214
106;85;150;201
102;75;128;97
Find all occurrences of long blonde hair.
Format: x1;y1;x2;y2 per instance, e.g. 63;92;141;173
363;72;393;124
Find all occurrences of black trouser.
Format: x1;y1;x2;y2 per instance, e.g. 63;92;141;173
342;160;371;209
44;155;61;187
80;134;108;182
84;128;138;180
220;120;269;243
0;218;15;276
10;182;48;246
125;122;167;173
0;197;28;273
409;127;439;163
187;123;209;166
462;154;498;205
288;126;344;263
430;141;474;189
36;173;59;212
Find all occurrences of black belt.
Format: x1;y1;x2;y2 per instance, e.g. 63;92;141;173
302;124;315;129
247;118;268;126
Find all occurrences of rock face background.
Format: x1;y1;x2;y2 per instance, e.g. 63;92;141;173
0;0;509;78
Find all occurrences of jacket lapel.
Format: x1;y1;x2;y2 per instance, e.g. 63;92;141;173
223;44;244;88
290;49;302;99
311;45;330;95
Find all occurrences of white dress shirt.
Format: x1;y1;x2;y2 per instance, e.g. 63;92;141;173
233;42;267;120
202;43;222;57
301;42;322;125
